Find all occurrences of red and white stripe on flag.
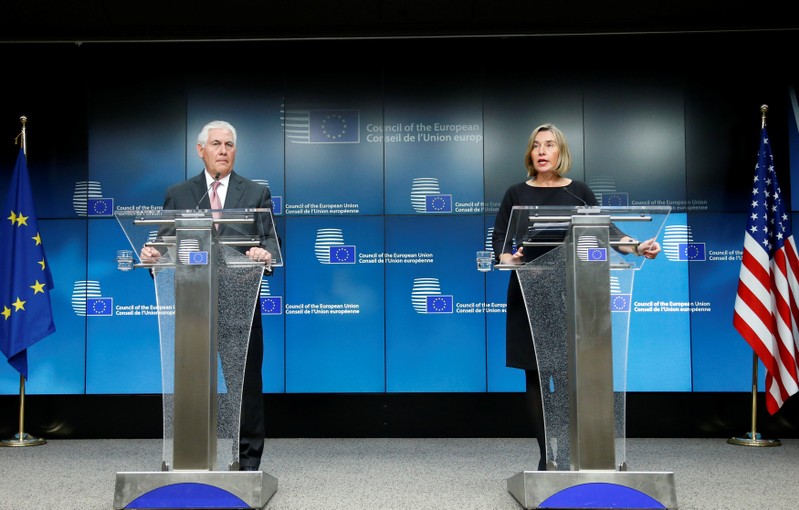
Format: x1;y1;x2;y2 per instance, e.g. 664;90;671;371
733;126;799;414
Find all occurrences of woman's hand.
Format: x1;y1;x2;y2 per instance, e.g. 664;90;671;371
499;246;525;265
636;237;661;259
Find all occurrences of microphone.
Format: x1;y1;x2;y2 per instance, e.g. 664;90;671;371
563;185;588;206
195;171;221;210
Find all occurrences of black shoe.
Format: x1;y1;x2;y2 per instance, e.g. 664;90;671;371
537;458;547;471
240;465;259;471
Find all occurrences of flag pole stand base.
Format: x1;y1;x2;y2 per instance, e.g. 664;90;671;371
727;432;780;447
0;432;46;447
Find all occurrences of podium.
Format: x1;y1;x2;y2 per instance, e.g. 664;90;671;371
112;208;282;510
497;205;678;510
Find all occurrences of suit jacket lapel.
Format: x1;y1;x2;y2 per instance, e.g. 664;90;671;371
190;172;211;209
224;171;246;210
217;172;245;238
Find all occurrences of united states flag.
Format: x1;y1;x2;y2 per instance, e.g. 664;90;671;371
733;126;799;414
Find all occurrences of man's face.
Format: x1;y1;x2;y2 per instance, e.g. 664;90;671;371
198;128;236;178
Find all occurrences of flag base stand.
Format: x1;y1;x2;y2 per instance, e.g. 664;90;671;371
727;432;781;448
0;432;46;447
726;353;782;448
1;376;46;448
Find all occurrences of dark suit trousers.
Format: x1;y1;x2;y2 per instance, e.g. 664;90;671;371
239;310;265;468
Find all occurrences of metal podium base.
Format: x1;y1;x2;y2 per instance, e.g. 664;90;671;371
507;470;677;509
114;470;278;509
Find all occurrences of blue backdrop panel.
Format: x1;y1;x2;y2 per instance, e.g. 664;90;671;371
5;54;796;401
0;45;86;221
83;60;183;393
685;70;763;215
625;213;693;391
19;143;86;220
86;76;185;393
383;71;484;215
85;218;161;394
262;217;286;393
584;71;686;209
284;216;385;392
385;216;487;392
481;215;523;392
0;219;88;394
689;212;762;391
283;70;385;215
87;74;187;211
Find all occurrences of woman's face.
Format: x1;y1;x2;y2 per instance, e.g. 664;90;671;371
531;130;559;175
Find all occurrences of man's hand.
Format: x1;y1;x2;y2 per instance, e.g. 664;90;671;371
246;247;272;264
140;246;161;264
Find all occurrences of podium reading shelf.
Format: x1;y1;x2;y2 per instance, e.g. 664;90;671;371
112;208;282;510
496;205;678;510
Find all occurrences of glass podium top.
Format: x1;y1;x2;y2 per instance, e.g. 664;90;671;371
115;207;283;268
498;205;670;270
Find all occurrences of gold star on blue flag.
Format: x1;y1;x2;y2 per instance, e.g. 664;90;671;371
0;148;56;379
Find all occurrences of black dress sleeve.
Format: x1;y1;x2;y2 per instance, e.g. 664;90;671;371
492;185;518;259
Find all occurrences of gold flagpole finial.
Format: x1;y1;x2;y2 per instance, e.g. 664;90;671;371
15;116;28;155
760;104;768;129
19;115;27;155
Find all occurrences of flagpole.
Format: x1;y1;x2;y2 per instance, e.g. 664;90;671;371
728;105;781;448
0;116;46;448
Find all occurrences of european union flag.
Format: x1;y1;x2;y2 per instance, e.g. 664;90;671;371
260;296;283;315
86;297;113;316
426;295;454;314
611;294;631;312
87;197;114;216
0;149;56;378
189;251;209;265
329;245;356;264
587;248;607;261
601;192;629;206
271;196;283;215
678;242;706;261
309;110;360;143
425;194;452;213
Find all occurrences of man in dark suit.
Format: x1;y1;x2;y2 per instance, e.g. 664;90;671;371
141;120;279;471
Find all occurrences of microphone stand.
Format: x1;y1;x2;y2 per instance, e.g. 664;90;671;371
195;171;221;210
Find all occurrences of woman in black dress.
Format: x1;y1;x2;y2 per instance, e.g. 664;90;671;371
491;123;661;470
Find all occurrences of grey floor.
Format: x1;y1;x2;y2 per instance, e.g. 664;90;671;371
1;437;797;510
